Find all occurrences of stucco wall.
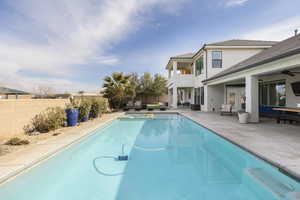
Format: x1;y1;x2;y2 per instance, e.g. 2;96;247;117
204;84;224;112
0;99;68;136
206;48;264;79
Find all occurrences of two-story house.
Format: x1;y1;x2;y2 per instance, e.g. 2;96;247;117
167;35;300;123
166;39;277;110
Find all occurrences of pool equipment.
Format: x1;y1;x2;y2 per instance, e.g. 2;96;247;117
93;144;129;176
117;144;128;161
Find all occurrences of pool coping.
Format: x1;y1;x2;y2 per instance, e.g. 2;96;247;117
0;115;119;185
178;111;300;183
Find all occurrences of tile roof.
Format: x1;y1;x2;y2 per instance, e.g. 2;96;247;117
170;53;195;59
206;39;278;46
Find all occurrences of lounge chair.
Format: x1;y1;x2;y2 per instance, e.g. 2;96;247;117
123;101;134;111
147;104;160;111
220;104;233;116
160;105;167;111
134;101;142;111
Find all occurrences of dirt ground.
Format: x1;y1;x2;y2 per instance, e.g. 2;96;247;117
0;113;120;157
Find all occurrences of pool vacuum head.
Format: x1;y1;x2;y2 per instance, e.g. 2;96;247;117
117;155;128;161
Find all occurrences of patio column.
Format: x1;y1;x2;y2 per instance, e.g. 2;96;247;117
245;75;259;123
172;61;178;108
172;87;177;108
173;61;177;77
191;88;195;104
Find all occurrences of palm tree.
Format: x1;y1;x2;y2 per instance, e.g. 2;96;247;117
102;72;134;109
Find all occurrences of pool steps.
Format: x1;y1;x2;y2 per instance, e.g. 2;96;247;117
245;168;300;199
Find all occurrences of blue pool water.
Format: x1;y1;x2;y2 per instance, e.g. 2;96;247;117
0;114;300;200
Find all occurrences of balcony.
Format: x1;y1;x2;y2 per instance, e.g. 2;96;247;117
168;74;195;88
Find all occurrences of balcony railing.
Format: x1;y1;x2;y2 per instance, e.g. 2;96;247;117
168;74;195;87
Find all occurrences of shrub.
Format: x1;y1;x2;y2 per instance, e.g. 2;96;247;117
90;98;107;118
28;107;66;133
5;137;30;145
78;100;91;121
65;97;79;109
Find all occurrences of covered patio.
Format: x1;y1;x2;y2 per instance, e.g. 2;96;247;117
204;64;300;123
203;34;300;123
180;110;300;179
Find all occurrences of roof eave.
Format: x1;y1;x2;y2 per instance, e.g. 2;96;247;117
203;47;300;83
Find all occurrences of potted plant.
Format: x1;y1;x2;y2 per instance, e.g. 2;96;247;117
65;97;79;126
238;110;249;124
79;100;91;122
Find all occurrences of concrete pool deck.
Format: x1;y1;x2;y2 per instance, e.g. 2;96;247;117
179;110;300;181
0;113;121;184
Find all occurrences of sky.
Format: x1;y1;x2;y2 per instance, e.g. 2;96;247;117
0;0;300;93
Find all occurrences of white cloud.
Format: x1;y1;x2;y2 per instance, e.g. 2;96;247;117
224;0;248;7
92;56;120;65
241;16;300;41
0;0;188;92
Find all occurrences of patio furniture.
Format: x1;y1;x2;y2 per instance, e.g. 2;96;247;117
259;105;281;118
147;104;160;111
159;105;167;111
220;104;233;116
191;104;201;110
123;101;134;111
272;107;300;124
182;102;190;108
134;101;142;111
238;111;249;124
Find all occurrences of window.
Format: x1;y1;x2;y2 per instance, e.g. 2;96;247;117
259;80;286;106
212;51;222;68
195;57;204;76
260;84;268;105
200;87;204;105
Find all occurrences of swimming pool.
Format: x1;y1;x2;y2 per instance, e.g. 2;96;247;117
0;113;299;199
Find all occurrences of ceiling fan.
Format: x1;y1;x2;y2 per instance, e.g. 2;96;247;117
281;70;300;77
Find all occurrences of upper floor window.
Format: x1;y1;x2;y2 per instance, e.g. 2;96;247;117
195;57;204;76
212;51;222;68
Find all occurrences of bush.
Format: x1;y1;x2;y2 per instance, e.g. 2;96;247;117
90;98;107;118
5;137;30;145
65;97;79;109
78;100;91;121
26;107;67;133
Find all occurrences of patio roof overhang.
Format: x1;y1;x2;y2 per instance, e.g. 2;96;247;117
203;53;300;86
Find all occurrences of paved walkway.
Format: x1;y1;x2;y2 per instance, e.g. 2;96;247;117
180;110;300;180
0;113;121;184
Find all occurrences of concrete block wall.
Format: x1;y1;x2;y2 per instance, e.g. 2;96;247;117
0;99;68;136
